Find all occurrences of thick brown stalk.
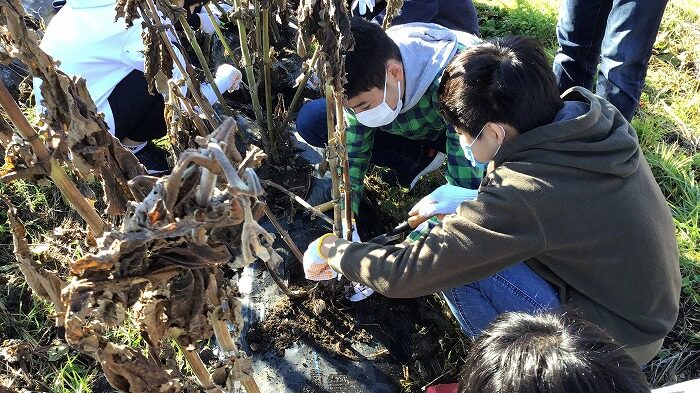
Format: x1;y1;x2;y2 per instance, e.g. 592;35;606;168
176;339;223;392
209;309;261;393
178;14;234;117
335;92;353;241
324;81;342;236
0;82;106;236
140;0;216;133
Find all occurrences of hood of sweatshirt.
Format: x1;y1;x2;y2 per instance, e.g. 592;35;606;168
494;87;641;178
386;22;479;112
67;0;115;8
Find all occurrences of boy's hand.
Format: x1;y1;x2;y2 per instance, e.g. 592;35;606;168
409;184;479;218
303;234;339;281
351;0;375;15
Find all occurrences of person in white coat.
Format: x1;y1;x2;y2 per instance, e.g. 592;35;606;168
34;0;241;173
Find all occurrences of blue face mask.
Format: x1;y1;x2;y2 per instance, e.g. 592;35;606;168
460;124;505;167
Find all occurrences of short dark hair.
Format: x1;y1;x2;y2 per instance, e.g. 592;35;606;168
344;17;402;99
438;36;563;136
459;312;651;393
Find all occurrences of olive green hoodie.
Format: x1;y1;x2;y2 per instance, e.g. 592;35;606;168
328;87;681;364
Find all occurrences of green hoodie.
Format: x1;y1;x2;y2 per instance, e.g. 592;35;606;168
328;87;681;364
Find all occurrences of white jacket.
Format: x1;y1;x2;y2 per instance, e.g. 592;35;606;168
34;0;223;135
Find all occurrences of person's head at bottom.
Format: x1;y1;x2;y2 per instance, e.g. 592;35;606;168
459;312;651;393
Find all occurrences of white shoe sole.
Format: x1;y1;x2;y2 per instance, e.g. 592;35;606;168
410;152;446;189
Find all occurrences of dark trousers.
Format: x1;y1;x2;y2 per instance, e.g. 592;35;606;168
553;0;668;120
365;0;480;35
108;70;168;142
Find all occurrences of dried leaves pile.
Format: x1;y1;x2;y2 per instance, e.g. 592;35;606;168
8;118;273;392
0;0;281;391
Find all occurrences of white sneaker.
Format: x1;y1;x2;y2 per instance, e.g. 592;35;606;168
346;282;374;302
410;151;446;189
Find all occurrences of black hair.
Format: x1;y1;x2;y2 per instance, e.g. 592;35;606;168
344;17;402;99
459;312;652;393
438;36;563;136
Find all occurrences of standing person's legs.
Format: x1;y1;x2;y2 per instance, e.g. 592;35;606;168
552;0;612;93
596;0;668;120
442;262;560;337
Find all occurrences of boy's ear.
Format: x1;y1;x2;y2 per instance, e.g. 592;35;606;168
386;60;403;81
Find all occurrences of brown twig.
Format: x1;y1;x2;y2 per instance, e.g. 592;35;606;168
261;203;304;262
261;179;334;226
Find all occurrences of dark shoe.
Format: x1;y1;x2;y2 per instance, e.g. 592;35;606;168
134;141;170;175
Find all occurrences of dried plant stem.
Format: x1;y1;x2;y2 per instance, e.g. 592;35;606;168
175;339;223;392
232;0;265;129
261;180;334;226
178;14;234;118
262;6;275;150
261;203;304;263
196;118;238;208
382;0;405;29
281;46;320;132
334;93;353;241
204;4;242;66
141;0;216;134
0;82;106;236
209;309;261;393
324;82;342;236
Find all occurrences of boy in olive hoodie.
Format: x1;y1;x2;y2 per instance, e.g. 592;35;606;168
302;36;681;365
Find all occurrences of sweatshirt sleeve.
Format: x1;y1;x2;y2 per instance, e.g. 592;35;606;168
327;182;547;297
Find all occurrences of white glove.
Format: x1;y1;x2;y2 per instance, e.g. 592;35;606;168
197;11;219;34
214;64;243;92
303;234;338;281
341;218;361;242
409;184;478;218
351;0;375;15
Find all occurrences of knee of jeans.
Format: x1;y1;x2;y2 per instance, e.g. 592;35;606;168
295;99;329;148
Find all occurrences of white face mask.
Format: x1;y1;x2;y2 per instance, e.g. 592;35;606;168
355;71;403;128
460;124;505;167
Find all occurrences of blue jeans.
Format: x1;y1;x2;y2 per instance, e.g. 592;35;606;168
442;262;560;337
552;0;668;120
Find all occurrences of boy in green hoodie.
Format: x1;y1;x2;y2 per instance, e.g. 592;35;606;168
302;36;681;365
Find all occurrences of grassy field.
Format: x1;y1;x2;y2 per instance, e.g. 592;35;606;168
1;0;699;390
